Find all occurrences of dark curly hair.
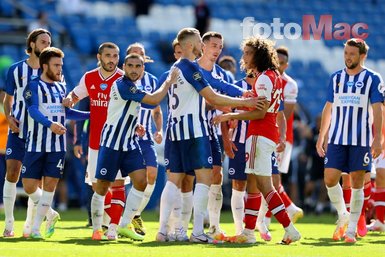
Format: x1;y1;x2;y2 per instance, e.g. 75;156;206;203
241;37;279;72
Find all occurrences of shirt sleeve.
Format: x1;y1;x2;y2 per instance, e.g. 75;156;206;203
74;97;90;145
326;74;335;103
157;71;169;88
283;79;298;104
370;73;385;104
72;74;89;99
65;108;90;120
180;61;209;92
117;80;146;102
5;65;16;95
24;81;52;127
203;70;244;97
255;74;273;102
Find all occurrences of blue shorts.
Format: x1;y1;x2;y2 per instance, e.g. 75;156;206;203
271;152;279;175
5;132;25;161
228;141;246;181
168;136;212;174
210;137;222;167
95;146;146;182
21;151;66;179
325;144;372;173
138;139;158;168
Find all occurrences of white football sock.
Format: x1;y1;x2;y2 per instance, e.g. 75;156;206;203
208;184;222;229
3;180;17;228
181;191;193;231
192;183;209;236
231;189;245;235
158;181;178;234
327;184;348;217
91;192;105;231
119;187;144;228
347;188;364;233
136;183;155;216
32;190;54;234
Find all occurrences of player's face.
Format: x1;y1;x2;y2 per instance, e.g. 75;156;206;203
344;45;363;70
129;46;145;58
45;57;63;82
124;58;144;82
98;47;119;72
278;54;288;74
202;37;223;62
192;34;203;58
32;33;51;57
174;44;182;60
241;45;255;70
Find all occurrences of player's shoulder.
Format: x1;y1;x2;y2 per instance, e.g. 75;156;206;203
235;79;245;87
117;68;124;75
258;69;278;83
144;71;158;81
364;67;383;80
7;59;27;72
84;67;100;77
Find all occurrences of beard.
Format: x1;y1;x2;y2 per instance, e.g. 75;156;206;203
128;73;140;82
100;60;116;72
34;49;41;57
345;60;359;70
193;46;202;58
46;68;60;81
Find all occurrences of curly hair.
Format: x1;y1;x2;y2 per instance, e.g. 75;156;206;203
241;37;279;72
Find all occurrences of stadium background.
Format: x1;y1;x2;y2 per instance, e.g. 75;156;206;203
0;0;384;214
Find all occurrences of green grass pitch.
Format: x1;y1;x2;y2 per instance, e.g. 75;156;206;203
1;210;385;257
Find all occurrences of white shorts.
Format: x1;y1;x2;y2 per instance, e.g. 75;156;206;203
245;135;276;176
277;142;292;174
85;148;130;185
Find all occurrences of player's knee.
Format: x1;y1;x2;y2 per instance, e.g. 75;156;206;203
232;180;246;191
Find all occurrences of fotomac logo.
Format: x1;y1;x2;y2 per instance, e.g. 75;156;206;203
241;15;368;40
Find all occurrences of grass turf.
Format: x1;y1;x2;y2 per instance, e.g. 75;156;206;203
1;210;385;257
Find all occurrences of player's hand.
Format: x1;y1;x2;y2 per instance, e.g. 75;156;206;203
6;115;20;133
154;130;163;144
62;92;79;108
50;122;66;135
224;140;238;159
228;119;238;129
242;90;256;98
371;137;382;159
74;144;83;159
254;96;269;110
166;67;179;86
316;135;326;157
276;138;286;153
212;113;232;125
136;124;146;137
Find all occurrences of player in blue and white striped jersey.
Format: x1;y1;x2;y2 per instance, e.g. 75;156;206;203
21;47;89;239
2;29;55;238
316;38;384;243
126;43;163;235
90;53;178;241
157;28;263;244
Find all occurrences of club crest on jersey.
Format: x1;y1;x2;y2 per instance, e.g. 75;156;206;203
193;72;202;81
24;90;32;99
145;84;152;92
346;81;354;87
100;168;107;176
130;85;138;93
100;83;108;90
355;81;364;88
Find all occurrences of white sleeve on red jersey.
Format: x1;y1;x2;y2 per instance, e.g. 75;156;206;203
72;74;88;100
283;74;298;104
255;74;273;102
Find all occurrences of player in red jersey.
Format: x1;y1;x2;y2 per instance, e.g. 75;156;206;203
213;37;300;244
63;42;127;240
268;46;303;227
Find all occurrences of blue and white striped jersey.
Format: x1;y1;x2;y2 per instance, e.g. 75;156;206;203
5;59;41;139
24;79;66;152
136;71;159;141
168;59;210;141
327;68;384;147
100;76;146;151
232;79;252;144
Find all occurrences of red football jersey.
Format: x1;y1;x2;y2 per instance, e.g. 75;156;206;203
73;68;123;150
247;69;283;143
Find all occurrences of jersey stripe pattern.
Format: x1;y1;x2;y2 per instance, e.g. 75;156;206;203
100;76;145;151
232;79;252;144
168;59;210;141
5;60;40;139
328;68;384;147
26;80;66;152
136;72;158;141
